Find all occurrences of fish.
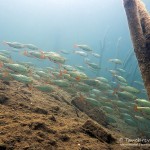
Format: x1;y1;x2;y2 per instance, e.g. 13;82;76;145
83;79;100;86
74;44;93;52
51;79;70;87
120;113;132;120
62;65;76;71
45;52;66;64
4;63;30;74
124;118;137;127
134;80;144;86
90;89;101;96
60;50;70;54
75;65;85;71
74;50;88;57
105;115;117;124
134;105;150;115
34;84;55;92
114;75;127;83
118;107;130;113
135;99;150;107
120;85;140;94
23;44;39;50
3;41;25;49
101;106;113;114
36;70;50;78
32;74;41;81
108;59;122;64
108;69;118;75
10;74;33;84
97;82;112;91
69;71;88;80
0;72;12;81
62;74;76;82
75;83;92;92
17;61;35;67
85;61;100;70
0;54;12;63
85;97;99;106
117;91;137;100
116;68;126;73
112;100;127;108
96;77;108;83
91;52;100;58
27;51;46;59
0;50;11;58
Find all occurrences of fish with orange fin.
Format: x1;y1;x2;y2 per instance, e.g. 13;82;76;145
59;70;63;77
59;70;68;77
112;84;120;95
45;51;66;64
62;65;76;71
117;91;137;100
69;70;88;80
0;54;11;63
3;41;24;49
134;105;138;112
20;50;32;58
10;73;34;84
26;84;33;91
23;50;28;56
76;76;80;81
23;43;39;50
33;84;55;93
40;53;45;59
3;63;30;74
0;62;3;68
77;92;87;105
79;93;85;102
0;72;12;81
134;105;150;115
2;71;9;78
26;51;46;59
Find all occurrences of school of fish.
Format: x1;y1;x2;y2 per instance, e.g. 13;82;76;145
0;41;150;137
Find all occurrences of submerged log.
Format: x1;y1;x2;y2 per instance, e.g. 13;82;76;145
123;0;150;99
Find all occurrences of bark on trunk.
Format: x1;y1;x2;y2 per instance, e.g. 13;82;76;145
123;0;150;100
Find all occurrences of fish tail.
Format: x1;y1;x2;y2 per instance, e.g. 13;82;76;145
113;85;120;95
134;105;138;112
74;44;78;48
23;50;28;56
2;41;7;46
40;53;45;59
75;76;80;81
59;70;63;77
0;62;4;68
2;71;9;78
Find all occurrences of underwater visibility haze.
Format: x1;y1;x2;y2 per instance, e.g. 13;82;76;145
0;0;150;148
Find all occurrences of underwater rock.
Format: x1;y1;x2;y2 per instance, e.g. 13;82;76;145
51;105;60;114
2;81;10;85
49;115;57;122
33;107;48;115
80;147;91;150
47;139;57;146
0;143;7;150
58;134;70;142
71;96;108;126
81;120;116;144
0;94;9;104
29;122;57;134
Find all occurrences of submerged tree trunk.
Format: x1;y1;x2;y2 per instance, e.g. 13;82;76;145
123;0;150;100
